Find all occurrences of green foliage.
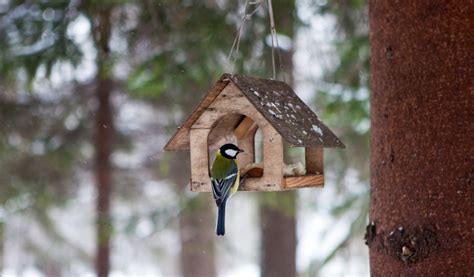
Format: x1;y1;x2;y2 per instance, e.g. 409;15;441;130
0;0;371;274
260;191;297;216
0;99;88;210
125;1;272;101
332;34;369;89
314;0;369;171
0;1;83;86
302;0;370;273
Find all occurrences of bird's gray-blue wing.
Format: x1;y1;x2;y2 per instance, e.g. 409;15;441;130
211;166;238;205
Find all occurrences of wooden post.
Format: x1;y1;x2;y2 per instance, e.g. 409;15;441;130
237;133;256;170
262;126;283;190
189;128;211;191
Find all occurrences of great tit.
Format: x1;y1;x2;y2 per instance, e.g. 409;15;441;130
211;143;244;236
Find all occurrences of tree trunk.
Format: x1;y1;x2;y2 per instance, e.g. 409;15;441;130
260;192;297;277
179;196;216;277
93;8;114;277
368;1;474;275
0;222;3;272
171;150;216;276
259;1;297;276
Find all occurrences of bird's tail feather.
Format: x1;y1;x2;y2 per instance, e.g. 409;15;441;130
216;202;226;236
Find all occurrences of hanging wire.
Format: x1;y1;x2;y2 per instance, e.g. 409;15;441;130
266;0;285;82
227;0;285;82
228;0;263;75
267;0;276;79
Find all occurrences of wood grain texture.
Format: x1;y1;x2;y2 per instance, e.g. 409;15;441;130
208;113;243;150
262;125;283;190
186;81;327;192
192;174;325;191
237;127;257;170
189;128;211;190
234;116;258;140
192;82;267;129
191;178;285;192
190;83;285;192
283;175;324;189
238;178;279;191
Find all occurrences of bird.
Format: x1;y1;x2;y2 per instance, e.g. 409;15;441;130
210;143;244;236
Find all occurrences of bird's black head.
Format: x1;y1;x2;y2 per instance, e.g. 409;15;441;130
219;143;244;159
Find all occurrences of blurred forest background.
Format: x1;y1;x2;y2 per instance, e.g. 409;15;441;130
0;0;368;276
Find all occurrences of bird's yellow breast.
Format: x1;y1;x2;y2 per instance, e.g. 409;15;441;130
230;169;240;196
211;152;240;196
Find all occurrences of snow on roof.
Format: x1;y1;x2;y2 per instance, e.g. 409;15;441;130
229;74;344;148
164;73;344;150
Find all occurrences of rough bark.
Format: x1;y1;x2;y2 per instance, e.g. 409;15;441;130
368;0;474;275
93;7;114;277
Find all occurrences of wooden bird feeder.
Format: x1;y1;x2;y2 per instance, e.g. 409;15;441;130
164;74;344;192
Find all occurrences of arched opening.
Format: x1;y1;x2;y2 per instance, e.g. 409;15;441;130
207;113;262;180
196;112;323;191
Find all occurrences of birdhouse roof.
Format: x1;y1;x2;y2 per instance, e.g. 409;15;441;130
164;73;345;150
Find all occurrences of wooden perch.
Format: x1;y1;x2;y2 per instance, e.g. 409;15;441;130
243;165;264;178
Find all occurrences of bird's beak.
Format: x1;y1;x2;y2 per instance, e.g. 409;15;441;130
238;149;244;153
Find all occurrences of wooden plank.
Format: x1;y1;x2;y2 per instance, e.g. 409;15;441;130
283;174;324;189
195;175;324;192
262;125;284;190
234;116;258;139
192;82;268;130
208;113;243;150
189;129;211;190
239;177;280;191
192;178;282;192
193;178;281;192
191;181;211;192
305;147;324;174
237;127;257;169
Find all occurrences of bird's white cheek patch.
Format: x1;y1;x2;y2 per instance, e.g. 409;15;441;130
225;149;238;157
